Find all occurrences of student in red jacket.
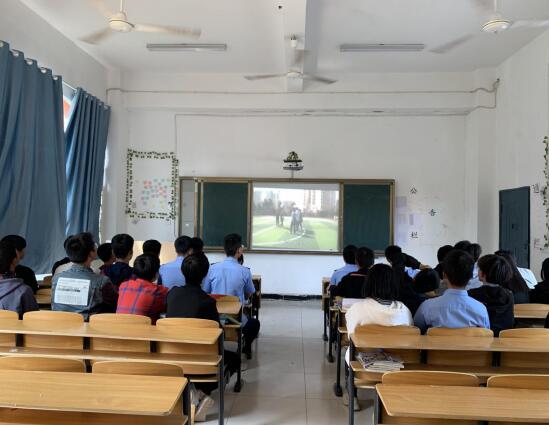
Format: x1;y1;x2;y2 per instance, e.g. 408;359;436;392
116;253;168;323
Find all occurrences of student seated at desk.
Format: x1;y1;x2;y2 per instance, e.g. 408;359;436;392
143;239;162;258
167;253;239;422
190;236;204;254
530;258;549;304
0;243;38;316
203;233;260;359
117;254;168;324
414;249;490;333
329;247;374;299
330;245;358;286
495;250;530;303
344;264;413;409
103;233;134;287
97;242;114;274
1;235;38;294
159;236;192;290
52;233;118;320
385;249;424;315
468;254;514;336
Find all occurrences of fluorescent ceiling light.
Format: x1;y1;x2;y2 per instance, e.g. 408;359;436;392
340;44;425;52
146;43;227;52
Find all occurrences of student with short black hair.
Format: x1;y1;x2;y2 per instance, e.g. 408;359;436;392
203;233;260;358
454;240;472;251
159;235;192;290
530;258;549;304
52;232;117;320
97;242;114;274
385;244;425;277
412;269;440;298
494;250;530;303
167;253;239;422
0;235;38;293
330;245;358;286
190;237;204;255
116;253;168;324
143;239;162;258
0;243;38;316
330;247;374;299
52;236;72;276
434;244;453;280
103;234;134;287
468;254;514;336
414;249;490;333
385;249;424;315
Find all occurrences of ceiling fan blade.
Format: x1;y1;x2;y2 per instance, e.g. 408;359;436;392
89;0;115;18
244;74;287;81
79;27;113;44
429;34;474;54
511;19;549;29
133;23;201;39
301;74;337;84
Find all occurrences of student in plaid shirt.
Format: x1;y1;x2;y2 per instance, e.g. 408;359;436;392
116;253;168;323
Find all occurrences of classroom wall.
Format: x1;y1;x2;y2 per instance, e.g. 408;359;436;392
478;28;549;278
119;108;470;294
0;0;108;100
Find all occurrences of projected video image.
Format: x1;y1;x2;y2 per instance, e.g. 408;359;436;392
251;183;340;251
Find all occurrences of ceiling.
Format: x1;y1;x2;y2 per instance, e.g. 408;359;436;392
20;0;549;74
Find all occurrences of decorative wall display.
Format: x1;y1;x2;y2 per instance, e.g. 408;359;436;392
542;136;549;247
125;149;179;221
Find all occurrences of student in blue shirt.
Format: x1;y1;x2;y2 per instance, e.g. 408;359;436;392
329;245;358;286
159;236;192;290
203;233;260;358
414;249;490;333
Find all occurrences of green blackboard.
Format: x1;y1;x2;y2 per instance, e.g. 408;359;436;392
343;184;392;251
201;182;249;247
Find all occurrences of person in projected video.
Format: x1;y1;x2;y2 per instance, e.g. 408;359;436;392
290;206;298;234
275;201;282;227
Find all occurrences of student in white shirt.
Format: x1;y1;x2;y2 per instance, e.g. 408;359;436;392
344;263;413;409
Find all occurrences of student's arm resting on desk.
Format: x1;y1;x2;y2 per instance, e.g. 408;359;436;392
244;269;255;299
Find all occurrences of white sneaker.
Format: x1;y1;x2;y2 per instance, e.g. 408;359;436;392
194;395;214;422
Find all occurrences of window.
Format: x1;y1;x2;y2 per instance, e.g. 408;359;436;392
62;82;76;130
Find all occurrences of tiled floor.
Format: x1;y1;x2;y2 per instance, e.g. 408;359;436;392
203;299;376;425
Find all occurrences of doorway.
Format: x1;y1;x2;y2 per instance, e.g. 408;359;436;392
499;186;530;268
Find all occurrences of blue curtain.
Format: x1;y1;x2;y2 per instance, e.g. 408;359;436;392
65;88;110;241
0;41;67;273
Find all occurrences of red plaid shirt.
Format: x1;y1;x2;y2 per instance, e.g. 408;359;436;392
116;279;168;324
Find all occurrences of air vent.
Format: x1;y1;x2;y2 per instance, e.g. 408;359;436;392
340;44;425;52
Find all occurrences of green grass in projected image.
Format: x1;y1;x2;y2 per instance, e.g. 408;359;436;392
252;215;338;251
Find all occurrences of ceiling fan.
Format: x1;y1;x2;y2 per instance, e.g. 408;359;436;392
431;0;549;54
244;36;337;85
80;0;201;45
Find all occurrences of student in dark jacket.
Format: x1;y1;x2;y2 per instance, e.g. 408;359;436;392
104;234;134;287
530;258;549;304
495;250;530;304
468;254;515;336
330;247;374;299
412;269;440;299
0;243;38;317
385;249;424;315
166;253;239;421
1;235;38;294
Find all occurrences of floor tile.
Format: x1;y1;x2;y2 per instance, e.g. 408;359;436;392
306;398;375;425
238;369;306;398
230;396;308;425
305;373;339;399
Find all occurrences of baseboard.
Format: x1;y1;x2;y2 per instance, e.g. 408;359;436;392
262;294;322;301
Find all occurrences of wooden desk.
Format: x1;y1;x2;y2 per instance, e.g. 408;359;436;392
216;301;242;316
35;293;51;305
214;299;243;393
376;383;549;422
251;275;262;319
0;369;186;416
515;304;549;321
0;319;222;345
351;333;549;353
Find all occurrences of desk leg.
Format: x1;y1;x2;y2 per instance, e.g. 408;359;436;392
218;335;225;425
327;308;334;363
323;299;328;341
182;379;191;418
234;326;242;393
333;311;343;397
348;340;355;425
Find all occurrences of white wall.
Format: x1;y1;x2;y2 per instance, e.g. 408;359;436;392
121;109;470;294
467;29;549;279
0;0;108;100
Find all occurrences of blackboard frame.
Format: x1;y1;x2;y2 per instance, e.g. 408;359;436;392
179;177;394;255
